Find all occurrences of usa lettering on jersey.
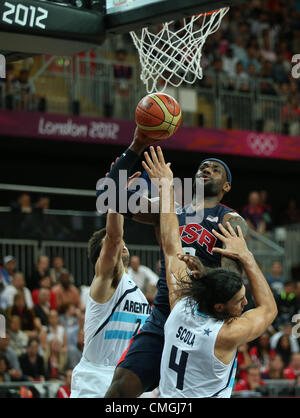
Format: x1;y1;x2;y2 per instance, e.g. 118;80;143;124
179;224;217;254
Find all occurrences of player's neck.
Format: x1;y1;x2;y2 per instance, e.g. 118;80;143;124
192;195;220;209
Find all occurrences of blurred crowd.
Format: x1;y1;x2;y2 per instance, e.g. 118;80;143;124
0;248;299;397
0;252;159;397
0;64;45;112
198;0;300;132
241;189;300;234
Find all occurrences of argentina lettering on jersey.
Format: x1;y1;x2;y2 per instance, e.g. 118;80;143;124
83;273;151;365
147;203;236;322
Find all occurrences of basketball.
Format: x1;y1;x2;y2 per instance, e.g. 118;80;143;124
135;93;182;140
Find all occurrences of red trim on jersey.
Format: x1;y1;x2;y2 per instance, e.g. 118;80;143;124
219;203;239;215
117;331;140;366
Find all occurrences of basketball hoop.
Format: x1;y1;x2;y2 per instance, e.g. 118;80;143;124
130;7;229;93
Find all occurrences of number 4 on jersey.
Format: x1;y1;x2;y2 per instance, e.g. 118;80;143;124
169;345;189;390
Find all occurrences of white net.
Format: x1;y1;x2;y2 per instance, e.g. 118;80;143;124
130;7;229;93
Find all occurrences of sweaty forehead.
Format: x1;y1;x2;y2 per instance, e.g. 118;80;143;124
199;161;226;174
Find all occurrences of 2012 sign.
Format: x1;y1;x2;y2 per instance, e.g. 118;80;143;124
2;1;48;29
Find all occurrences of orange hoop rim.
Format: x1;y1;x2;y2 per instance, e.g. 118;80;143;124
193;7;228;18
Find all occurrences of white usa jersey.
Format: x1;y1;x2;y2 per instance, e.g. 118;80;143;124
70;272;151;398
160;297;237;398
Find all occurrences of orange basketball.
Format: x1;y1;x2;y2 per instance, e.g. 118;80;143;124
135;93;182;140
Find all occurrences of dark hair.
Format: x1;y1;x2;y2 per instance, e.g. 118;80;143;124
27;337;39;348
179;267;244;321
275;335;292;367
88;228;106;267
0;354;10;370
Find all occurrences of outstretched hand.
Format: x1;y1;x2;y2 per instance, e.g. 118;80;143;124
142;146;173;188
177;253;206;279
212;222;251;262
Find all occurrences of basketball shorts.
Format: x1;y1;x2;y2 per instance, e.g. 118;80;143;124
117;331;165;392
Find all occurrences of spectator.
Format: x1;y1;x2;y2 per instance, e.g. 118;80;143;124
284;353;300;380
0;256;14;303
33;288;52;327
49;256;74;286
0;63;17;109
7;315;29;357
231;35;248;68
266;261;286;296
270;323;300;353
7;292;36;338
261;353;286;379
113;49;133;119
40;309;68;353
10;193;32;214
31;275;57;310
280;97;300;135
0;333;23;381
222;47;239;78
259;190;273;230
281;198;300;225
44;338;67;382
234;61;250;92
59;304;81;348
241;191;266;234
245;46;261;73
249;332;275;373
56;369;73;398
260;29;277;62
234;364;265;392
294;280;300;314
275;335;293;368
28;255;50;291
0;354;11;382
128;255;158;304
272;53;290;84
236;343;253;381
275;281;298;328
1;271;33;309
14;68;38;111
52;272;81;313
2;255;16;282
67;328;84;370
204;58;229;89
19;337;46;382
34;195;50;211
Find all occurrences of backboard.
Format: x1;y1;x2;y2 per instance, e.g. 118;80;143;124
104;0;247;33
0;0;246;60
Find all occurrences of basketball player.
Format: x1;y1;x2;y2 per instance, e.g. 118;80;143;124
70;210;151;398
102;129;248;397
143;146;277;397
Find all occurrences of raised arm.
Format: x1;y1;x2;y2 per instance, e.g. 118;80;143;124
220;212;249;274
142;146;188;310
90;210;125;303
213;223;277;347
96;128;159;225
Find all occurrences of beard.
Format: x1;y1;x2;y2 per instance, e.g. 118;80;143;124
122;254;130;269
193;177;220;199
